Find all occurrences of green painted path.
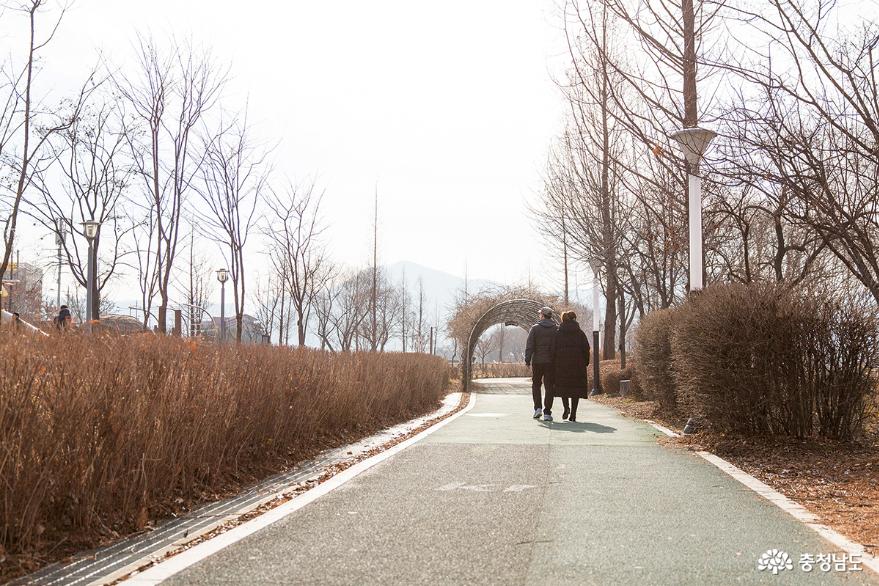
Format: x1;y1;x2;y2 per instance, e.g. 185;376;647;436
166;379;874;585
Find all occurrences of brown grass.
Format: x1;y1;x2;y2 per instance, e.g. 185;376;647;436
0;332;449;577
472;362;531;379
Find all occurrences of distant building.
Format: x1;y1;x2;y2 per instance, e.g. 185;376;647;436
199;314;267;343
96;314;147;335
4;262;43;322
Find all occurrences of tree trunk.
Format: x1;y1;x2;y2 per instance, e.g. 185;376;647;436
618;286;626;369
602;266;617;361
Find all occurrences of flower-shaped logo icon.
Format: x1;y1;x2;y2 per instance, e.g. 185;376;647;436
757;549;794;574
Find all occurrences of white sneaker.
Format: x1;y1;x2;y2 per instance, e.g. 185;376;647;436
543;413;553;422
533;408;542;419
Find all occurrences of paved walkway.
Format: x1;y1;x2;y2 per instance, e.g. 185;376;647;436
165;380;874;585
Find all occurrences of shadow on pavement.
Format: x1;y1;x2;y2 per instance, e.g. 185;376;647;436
538;421;617;433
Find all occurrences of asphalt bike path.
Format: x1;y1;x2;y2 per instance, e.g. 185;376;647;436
164;380;874;585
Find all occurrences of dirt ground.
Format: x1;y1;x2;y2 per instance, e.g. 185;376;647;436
590;394;879;556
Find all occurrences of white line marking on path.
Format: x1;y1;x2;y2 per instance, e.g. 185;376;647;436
503;484;535;493
647;421;680;438
120;393;477;585
648;419;878;575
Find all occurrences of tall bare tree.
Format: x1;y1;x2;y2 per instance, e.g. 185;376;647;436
116;36;225;333
331;268;371;351
27;99;132;319
265;181;328;346
719;0;879;302
195;116;267;342
1;1;89;313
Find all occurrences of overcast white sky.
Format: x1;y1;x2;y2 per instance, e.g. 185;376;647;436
16;0;575;305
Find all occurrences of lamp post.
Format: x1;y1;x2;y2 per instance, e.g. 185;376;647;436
669;126;716;292
55;224;65;309
216;268;228;342
82;220;100;329
589;258;602;396
670;126;716;434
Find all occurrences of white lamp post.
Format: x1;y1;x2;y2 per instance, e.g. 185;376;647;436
589;258;602;396
669;126;716;291
216;268;228;342
82;220;100;328
670;127;716;434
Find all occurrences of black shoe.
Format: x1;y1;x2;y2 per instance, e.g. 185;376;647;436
562;407;570;421
569;415;577;423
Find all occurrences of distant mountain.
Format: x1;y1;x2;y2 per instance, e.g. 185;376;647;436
383;261;495;325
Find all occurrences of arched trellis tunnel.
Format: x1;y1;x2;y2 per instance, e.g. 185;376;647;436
462;299;557;391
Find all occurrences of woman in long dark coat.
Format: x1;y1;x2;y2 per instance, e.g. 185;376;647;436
543;310;590;422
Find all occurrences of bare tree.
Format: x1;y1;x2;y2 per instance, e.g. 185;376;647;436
369;188;379;350
399;267;408;352
131;208;159;328
254;272;283;344
176;227;212;336
718;0;879;302
536;3;630;359
27;98;132;319
116;36;225;333
1;1;90;312
412;277;428;352
195;116;267;342
375;277;403;351
265;181;329;346
313;274;340;351
475;329;498;367
331;268;371;351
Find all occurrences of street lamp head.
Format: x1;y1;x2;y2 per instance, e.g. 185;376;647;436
216;268;229;284
82;219;100;241
669;126;717;171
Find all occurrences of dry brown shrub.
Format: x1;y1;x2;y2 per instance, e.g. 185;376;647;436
600;360;641;397
634;308;679;411
0;333;448;561
672;283;877;440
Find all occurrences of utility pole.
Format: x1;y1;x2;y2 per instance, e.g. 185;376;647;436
370;187;378;351
400;268;407;353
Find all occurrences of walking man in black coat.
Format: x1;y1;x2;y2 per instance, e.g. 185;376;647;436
525;307;558;419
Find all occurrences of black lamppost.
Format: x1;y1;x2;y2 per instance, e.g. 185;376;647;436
82;219;100;329
589;258;602;396
216;268;228;342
